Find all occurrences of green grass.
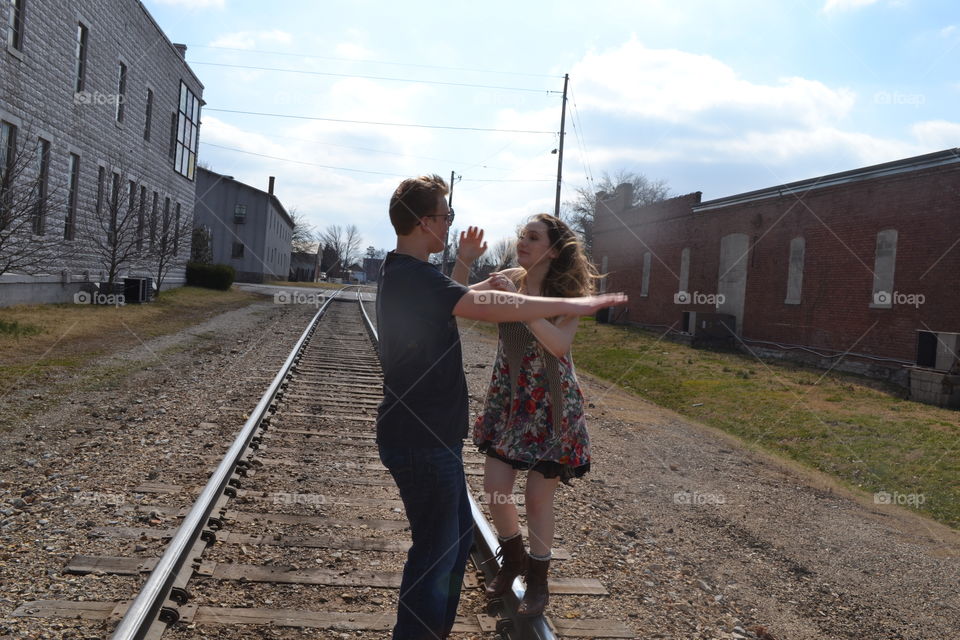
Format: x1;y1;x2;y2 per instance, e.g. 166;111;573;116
570;319;960;529
0;318;43;338
0;286;265;430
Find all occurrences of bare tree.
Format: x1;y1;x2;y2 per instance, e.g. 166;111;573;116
563;170;671;257
147;195;192;294
488;236;517;271
288;207;316;254
318;224;362;277
0;121;75;277
83;161;148;289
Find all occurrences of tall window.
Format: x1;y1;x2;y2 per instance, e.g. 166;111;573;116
94;166;105;215
168;112;176;160
785;237;805;305
870;229;898;308
234;203;246;224
640;252;651;297
64;153;79;240
173;202;181;255
74;22;88;93
0;121;17;225
7;0;25;50
115;62;127;122
137;185;146;251
161;197;170;252
143;89;153;141
32;137;50;235
107;172;120;244
231;241;244;258
174;81;200;179
149;191;158;248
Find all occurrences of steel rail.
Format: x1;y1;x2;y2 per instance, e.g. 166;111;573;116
110;286;352;640
356;292;556;639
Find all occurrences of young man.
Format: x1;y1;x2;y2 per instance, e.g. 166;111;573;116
376;174;625;640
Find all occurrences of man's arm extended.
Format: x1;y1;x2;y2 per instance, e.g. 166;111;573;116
453;290;626;323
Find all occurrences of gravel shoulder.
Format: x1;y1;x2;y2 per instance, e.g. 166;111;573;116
1;300;957;640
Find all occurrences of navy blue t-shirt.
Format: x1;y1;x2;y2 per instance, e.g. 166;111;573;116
375;251;470;449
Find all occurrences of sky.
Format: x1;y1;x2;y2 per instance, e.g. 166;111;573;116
142;0;960;255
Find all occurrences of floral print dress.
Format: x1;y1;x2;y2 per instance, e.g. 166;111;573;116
473;321;591;483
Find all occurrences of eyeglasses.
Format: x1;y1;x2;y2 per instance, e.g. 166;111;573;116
420;208;455;225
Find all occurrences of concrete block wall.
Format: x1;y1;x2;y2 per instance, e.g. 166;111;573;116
0;0;203;305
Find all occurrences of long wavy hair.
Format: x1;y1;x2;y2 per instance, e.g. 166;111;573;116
516;213;601;299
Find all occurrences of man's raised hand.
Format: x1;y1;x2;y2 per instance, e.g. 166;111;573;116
458;226;487;264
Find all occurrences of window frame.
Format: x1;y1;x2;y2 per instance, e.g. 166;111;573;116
8;0;26;51
115;61;127;122
74;22;88;93
64;152;79;240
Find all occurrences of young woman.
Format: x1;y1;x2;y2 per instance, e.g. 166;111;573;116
472;213;600;617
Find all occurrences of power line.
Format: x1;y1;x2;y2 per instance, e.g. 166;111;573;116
186;44;560;79
203;108;556;134
200;141;407;177
190;61;561;94
200;140;554;183
213;128;525;173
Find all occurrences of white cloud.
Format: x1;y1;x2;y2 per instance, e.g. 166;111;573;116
153;0;225;8
940;25;958;39
821;0;883;12
208;29;293;50
910;120;960;149
569;40;855;128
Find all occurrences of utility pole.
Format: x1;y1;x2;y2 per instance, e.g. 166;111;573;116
441;170;458;275
554;73;569;218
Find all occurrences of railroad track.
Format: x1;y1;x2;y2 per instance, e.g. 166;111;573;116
13;288;633;639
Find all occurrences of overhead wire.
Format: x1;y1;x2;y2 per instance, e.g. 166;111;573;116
200;140;555;182
185;44;561;79
190;61;561;94
203;108;556;134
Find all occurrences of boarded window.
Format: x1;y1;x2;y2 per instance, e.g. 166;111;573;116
640;252;651;297
870;229;897;308
785;236;804;305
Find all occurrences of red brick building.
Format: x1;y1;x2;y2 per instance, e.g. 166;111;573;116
594;148;960;387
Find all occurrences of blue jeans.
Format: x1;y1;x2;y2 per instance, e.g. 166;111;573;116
379;444;474;640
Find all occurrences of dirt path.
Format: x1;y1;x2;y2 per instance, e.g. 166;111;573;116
458;321;960;639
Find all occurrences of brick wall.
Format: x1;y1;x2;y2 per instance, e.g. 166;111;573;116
594;154;960;366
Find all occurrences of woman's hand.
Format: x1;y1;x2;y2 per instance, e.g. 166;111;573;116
488;271;517;293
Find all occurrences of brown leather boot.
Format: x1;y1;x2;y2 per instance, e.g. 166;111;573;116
485;534;528;598
517;555;550;617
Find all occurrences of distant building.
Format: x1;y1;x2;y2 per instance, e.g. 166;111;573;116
594;148;960;395
193;168;293;283
290;250;320;282
363;257;383;283
0;0;203;306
